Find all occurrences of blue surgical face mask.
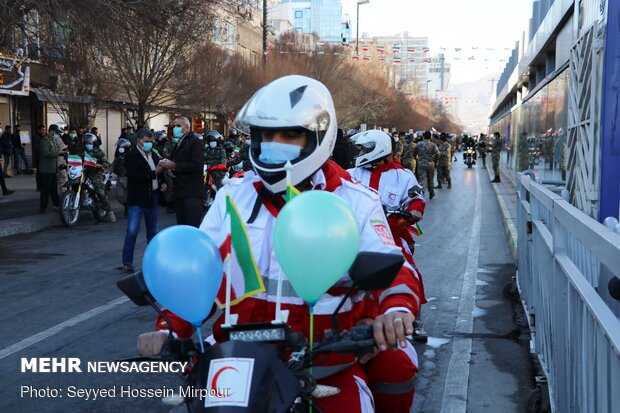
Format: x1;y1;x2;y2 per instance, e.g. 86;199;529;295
209;141;217;149
258;142;302;164
173;126;183;138
85;144;93;151
141;142;153;152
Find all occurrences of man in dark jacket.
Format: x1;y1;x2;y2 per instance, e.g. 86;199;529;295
158;116;205;227
32;124;46;190
119;128;165;272
1;125;12;176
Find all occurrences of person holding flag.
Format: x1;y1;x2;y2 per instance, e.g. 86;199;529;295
81;133;116;222
138;75;422;412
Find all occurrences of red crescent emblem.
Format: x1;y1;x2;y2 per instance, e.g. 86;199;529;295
211;366;239;395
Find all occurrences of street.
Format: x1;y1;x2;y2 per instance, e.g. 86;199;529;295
0;162;533;412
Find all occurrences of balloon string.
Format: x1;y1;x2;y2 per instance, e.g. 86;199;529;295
309;306;314;413
196;326;205;353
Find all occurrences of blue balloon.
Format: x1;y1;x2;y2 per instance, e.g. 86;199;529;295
142;225;223;325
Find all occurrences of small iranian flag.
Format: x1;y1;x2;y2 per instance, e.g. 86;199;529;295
423;48;430;53
407;47;415;53
392;45;401;53
363;55;371;61
362;45;369;51
67;155;82;167
215;194;266;308
409;58;416;63
393;57;402;64
423;58;431;63
352;55;360;60
378;56;386;61
286;183;300;202
376;45;385;52
318;40;326;45
410;223;424;238
83;153;97;167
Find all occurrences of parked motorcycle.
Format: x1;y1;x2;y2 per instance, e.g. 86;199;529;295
59;156;108;226
117;251;405;412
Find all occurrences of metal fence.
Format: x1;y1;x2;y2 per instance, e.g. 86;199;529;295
517;173;620;412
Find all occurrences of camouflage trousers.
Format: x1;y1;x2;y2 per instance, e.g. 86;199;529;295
492;156;500;179
57;168;68;196
417;163;435;197
437;163;451;184
91;175;112;213
161;172;174;204
116;176;127;205
401;157;416;175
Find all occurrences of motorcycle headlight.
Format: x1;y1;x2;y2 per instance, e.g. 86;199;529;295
229;327;287;342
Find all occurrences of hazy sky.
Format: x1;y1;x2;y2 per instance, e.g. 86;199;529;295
341;0;534;84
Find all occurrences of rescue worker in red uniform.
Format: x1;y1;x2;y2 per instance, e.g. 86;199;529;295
137;75;423;412
348;130;427;411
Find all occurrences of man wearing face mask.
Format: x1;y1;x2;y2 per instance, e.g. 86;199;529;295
118;128;165;272
204;131;227;189
39;124;64;213
81;133;116;222
158;116;204;227
64;126;83;155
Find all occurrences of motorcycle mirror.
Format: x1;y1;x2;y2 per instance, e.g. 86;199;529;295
348;252;404;291
116;271;153;307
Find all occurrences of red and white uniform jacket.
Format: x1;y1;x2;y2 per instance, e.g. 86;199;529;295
348;162;427;305
156;161;423;352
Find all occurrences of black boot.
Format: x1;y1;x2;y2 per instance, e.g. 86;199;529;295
434;184;442;189
447;181;452;189
492;177;501;183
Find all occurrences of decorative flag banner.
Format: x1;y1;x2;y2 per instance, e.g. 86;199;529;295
83;153;97;167
362;45;369;51
363;55;371;61
379;56;386;61
316;51;325;55
352;55;360;60
67;155;82;167
393;57;402;64
376;45;385;52
423;58;431;63
279;50;288;55
408;58;416;63
318;40;326;45
423;48;430;53
407;47;415;53
392;44;401;53
215;194;266;308
333;52;341;56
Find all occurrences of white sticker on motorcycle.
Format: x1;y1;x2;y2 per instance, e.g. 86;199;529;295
204;357;254;408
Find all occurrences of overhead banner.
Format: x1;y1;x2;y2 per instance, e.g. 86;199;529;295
0;57;30;96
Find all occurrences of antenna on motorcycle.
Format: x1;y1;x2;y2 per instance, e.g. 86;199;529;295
117;272;175;340
330;252;404;332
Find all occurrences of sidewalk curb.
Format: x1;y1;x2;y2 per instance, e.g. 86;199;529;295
484;161;518;261
0;204;125;239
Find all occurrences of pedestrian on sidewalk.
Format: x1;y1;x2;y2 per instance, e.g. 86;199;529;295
491;132;503;183
1;125;13;177
32;124;46;191
11;125;30;175
119;128;164;273
39;124;64;213
0;161;14;196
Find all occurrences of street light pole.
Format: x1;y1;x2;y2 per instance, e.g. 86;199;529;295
262;0;267;66
356;0;370;56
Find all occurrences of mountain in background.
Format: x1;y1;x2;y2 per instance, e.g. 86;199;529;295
448;73;499;134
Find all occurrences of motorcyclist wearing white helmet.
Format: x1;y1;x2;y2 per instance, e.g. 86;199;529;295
138;75;422;412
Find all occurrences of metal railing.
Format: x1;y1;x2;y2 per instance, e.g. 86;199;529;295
517;173;620;413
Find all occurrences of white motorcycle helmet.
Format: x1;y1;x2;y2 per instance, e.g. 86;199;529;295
233;75;337;194
353;130;392;168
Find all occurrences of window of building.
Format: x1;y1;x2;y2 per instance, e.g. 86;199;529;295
295;10;303;18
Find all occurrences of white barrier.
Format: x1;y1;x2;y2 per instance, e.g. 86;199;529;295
517;174;620;413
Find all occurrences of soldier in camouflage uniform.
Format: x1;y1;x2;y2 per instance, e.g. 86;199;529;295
392;132;404;162
112;138;131;216
204;130;227;188
435;133;452;189
412;130;440;199
401;133;416;174
491;132;503;182
81;133;116;222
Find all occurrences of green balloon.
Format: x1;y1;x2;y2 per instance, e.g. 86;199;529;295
273;191;361;305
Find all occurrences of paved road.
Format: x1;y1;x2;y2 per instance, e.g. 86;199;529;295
0;162;533;413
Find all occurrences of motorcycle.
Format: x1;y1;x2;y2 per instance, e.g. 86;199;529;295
204;164;227;210
59;156;108;226
117;251;405;412
528;146;541;169
464;146;476;168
